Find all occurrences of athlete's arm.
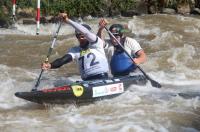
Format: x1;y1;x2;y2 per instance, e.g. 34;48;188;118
60;13;97;43
41;54;72;70
97;18;108;40
133;50;146;65
50;54;73;69
67;20;97;43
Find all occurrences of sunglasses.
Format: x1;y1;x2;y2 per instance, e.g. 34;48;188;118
110;33;122;38
76;33;85;39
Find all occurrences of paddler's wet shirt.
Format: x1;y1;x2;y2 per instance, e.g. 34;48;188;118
103;23;143;77
68;36;109;80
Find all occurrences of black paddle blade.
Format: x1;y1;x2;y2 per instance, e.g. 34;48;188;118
150;79;162;88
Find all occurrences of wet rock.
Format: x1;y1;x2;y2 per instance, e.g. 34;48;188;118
17;8;35;18
191;8;200;15
0;19;9;28
149;5;157;14
108;10;121;17
121;10;139;17
162;8;176;14
83;15;93;20
177;3;191;15
23;19;35;24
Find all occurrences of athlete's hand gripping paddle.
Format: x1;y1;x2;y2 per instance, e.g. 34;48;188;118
104;27;161;88
32;21;62;91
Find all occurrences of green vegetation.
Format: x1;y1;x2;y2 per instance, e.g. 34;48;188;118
0;0;200;27
0;0;138;27
0;0;137;17
38;0;137;17
0;1;12;27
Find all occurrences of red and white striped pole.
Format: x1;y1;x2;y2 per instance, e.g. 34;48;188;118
12;0;16;21
36;0;40;35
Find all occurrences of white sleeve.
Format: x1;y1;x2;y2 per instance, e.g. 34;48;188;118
67;47;79;60
125;37;142;54
68;20;97;42
89;37;104;49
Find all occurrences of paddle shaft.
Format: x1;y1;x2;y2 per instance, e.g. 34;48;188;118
105;27;161;88
33;22;62;91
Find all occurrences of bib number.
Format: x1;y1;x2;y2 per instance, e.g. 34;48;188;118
79;53;99;70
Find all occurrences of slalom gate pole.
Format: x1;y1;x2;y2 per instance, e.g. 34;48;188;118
36;0;40;35
12;0;16;22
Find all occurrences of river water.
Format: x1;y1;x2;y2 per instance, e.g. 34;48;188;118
0;14;200;132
